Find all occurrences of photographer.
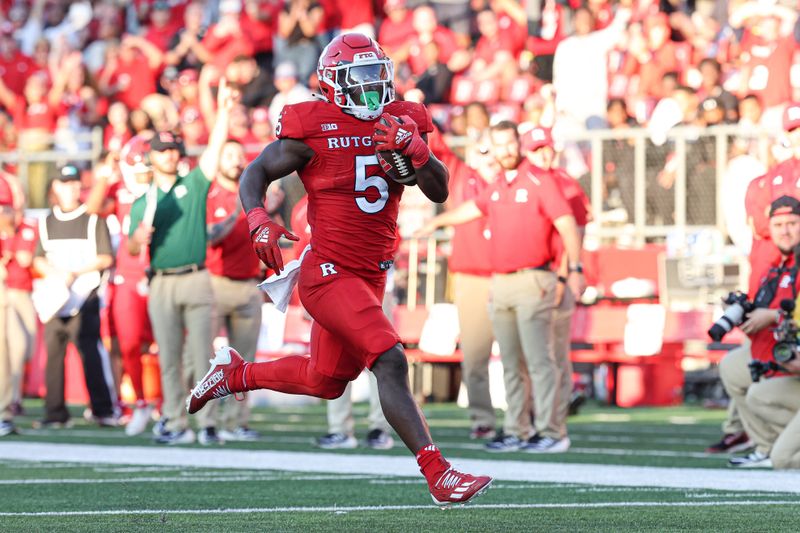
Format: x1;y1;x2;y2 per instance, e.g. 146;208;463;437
719;196;800;468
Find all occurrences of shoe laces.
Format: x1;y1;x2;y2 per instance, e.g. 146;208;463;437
434;467;473;490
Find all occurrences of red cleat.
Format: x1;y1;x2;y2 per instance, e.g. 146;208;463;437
186;347;246;414
428;467;493;507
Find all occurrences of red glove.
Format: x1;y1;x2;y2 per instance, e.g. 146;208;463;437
247;207;299;273
373;113;430;168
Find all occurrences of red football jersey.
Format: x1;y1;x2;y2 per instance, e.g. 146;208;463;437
276;99;433;281
108;181;149;280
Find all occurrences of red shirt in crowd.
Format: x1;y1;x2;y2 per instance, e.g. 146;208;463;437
548;168;590;267
475;160;572;273
101;55;158;111
202;27;256;70
145;22;181;52
741;34;795;108
206;182;262;280
336;0;375;30
11;95;62;132
242;4;282;54
378;11;415;53
0;218;37;292
407;27;461;77
0;50;36;96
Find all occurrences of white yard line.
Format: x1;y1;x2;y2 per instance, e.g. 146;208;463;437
0;442;798;494
0;501;797;517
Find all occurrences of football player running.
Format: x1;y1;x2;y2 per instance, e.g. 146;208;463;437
187;33;492;506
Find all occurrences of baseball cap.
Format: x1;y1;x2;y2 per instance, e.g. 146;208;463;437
521;126;553;152
783;102;800;132
219;0;242;14
150;130;184;151
770;195;800;217
385;0;407;10
275;62;297;80
178;69;199;86
0;175;13;206
55;164;81;181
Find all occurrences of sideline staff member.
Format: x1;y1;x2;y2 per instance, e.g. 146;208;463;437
722;195;800;468
128;80;236;445
416;121;584;453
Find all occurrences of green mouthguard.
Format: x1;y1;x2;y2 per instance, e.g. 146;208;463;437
360;91;381;111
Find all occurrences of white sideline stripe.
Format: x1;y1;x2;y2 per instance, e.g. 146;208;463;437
1;442;800;494
0;501;797;517
0;474;378;485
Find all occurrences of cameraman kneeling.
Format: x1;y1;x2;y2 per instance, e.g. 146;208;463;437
720;196;800;468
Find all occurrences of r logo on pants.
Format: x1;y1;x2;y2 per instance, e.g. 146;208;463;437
320;263;338;277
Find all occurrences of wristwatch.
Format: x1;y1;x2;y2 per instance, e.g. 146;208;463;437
568;262;584;274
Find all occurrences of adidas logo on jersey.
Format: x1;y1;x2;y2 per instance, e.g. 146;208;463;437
395;128;412;146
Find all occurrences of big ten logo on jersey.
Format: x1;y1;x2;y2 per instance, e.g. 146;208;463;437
320;263;338;277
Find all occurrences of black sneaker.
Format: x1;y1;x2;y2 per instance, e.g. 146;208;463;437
152;417;169;437
484;432;522;452
198;427;223;446
568;392;586;416
365;429;394;450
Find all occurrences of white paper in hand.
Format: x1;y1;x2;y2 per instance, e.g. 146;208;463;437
257;245;311;313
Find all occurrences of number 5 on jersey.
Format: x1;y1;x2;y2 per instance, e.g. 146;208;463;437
355;155;388;214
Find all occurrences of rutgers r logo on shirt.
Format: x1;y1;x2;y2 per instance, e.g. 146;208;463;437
320;263;338;277
780;274;793;289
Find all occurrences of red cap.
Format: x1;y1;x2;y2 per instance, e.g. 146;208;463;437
178;69;199;86
521;127;553;152
0;175;13;207
783;102;800;132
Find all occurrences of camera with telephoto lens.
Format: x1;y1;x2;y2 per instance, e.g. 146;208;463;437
708;291;755;342
772;298;799;365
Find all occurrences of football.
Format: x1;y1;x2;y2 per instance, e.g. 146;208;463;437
375;115;417;185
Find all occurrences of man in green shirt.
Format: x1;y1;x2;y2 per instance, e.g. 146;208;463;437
128;79;237;445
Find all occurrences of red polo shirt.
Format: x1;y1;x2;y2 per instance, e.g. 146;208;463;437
1;218;37;291
475;160;571;273
547;167;590;267
206;182;262;280
11;95;62;132
0;50;36;96
428;129;492;276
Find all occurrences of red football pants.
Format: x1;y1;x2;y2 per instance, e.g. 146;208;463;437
243;250;400;398
111;279;153;402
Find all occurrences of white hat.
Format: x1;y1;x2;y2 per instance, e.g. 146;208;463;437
68;2;93;32
219;0;242;14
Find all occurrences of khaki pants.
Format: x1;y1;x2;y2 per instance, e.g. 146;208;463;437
720;339;749;435
491;269;563;439
210;275;263;431
746;375;800;469
452;272;495;430
327;371;389;435
148;269;216;432
719;345;773;455
5;289;36;406
551;286;575;431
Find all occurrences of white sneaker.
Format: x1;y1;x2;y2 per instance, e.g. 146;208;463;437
125;405;153;436
524;436;571;453
219;427;260;442
728;450;772;468
315;433;358;449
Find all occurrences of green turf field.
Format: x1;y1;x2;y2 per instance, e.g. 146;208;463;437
0;401;797;532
